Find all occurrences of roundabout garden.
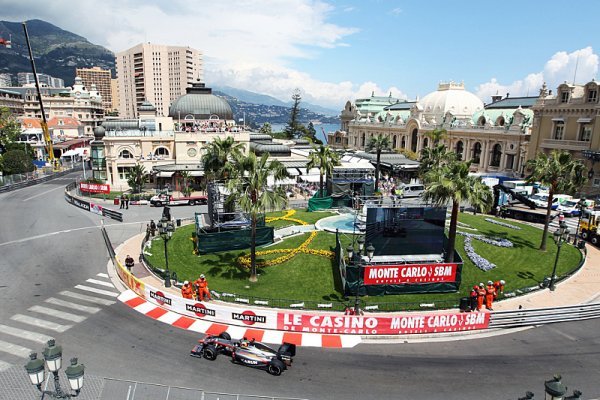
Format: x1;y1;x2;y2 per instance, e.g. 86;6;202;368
144;209;583;311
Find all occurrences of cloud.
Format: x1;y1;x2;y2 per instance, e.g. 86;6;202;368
390;7;403;15
476;47;598;102
209;62;407;109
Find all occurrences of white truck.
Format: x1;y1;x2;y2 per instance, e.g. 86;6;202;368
149;193;208;207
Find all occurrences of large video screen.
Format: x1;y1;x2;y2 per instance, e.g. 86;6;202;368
365;206;446;256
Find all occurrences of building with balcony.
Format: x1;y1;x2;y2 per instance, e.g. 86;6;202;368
115;43;203;118
95;83;248;189
76;67;113;112
0;88;24;116
17;72;64;88
529;80;600;194
1;77;104;136
332;82;536;179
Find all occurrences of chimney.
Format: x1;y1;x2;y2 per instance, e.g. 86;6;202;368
491;94;502;103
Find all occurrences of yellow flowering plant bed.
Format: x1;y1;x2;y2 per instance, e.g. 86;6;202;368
239;210;335;268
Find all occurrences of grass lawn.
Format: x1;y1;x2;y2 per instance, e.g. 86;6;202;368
145;211;583;309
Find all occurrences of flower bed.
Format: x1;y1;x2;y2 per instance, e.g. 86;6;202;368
485;218;522;230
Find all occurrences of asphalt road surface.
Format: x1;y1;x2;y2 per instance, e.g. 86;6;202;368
0;175;599;399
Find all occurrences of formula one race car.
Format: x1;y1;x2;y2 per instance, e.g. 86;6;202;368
190;332;296;376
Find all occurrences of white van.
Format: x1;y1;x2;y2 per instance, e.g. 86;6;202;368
530;193;572;209
557;198;594;217
398;183;425;198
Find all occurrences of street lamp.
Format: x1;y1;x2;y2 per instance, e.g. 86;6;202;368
347;234;375;315
24;339;85;398
574;197;586;246
157;216;175;288
549;222;570;291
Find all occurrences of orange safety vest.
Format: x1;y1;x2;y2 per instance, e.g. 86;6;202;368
197;279;208;289
181;285;193;299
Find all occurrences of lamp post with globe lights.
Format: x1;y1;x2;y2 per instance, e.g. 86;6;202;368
24;339;85;398
549;222;570;291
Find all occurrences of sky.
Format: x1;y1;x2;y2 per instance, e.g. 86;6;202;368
1;0;598;110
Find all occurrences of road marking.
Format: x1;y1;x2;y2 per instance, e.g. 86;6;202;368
97;273;109;278
59;291;115;306
45;298;101;314
85;278;114;288
74;285;119;297
10;314;72;333
547;325;577;341
0;339;33;358
0;324;54;344
29;306;87;323
21;184;65;202
0;360;12;372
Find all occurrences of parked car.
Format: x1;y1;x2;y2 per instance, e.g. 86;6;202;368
398;183;425;198
529;193;572;209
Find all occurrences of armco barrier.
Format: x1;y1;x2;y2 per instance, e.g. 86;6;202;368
65;184;123;222
105;227;492;336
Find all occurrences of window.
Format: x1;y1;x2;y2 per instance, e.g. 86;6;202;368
119;149;134;159
361;133;365;147
580;124;592;142
472;142;482;164
477;116;486;126
118;167;131;180
554;122;565;140
587;89;597;103
456;141;464;159
423;138;429;149
154;147;170;157
392;135;397;149
496;116;505;126
560;91;569;103
505;154;515;170
490;144;502;167
411;129;418;152
401;137;406;149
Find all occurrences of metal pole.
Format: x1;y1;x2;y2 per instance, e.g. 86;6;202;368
164;237;171;287
354;262;361;315
549;239;563;291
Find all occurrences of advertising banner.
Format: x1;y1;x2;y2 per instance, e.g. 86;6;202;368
90;202;103;216
363;263;459;285
80;182;110;194
72;197;90;212
276;311;490;335
143;285;278;330
116;261;145;298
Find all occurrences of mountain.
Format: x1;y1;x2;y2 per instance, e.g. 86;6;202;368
0;19;115;85
213;85;339;116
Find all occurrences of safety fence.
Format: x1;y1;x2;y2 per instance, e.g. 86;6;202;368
98;377;310;400
489;303;600;329
0;165;81;193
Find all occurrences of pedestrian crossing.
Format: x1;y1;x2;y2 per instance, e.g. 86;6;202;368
547;216;581;235
0;272;118;372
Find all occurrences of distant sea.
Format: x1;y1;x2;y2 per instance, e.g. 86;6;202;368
270;123;341;143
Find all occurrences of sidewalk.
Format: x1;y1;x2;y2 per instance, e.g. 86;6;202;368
114;230;600;313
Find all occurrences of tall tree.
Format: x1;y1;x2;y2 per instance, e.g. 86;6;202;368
366;134;391;192
306;144;341;197
259;122;272;135
526;150;587;251
179;170;192;197
126;164;148;193
1;149;34;174
201;136;245;180
422;160;493;262
226;153;289;282
425;127;447;145
0;107;21;151
418;143;457;180
284;89;302;139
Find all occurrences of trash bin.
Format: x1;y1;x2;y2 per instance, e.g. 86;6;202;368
114;198;120;206
459;297;470;312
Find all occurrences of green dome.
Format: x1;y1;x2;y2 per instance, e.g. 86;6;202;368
169;81;233;120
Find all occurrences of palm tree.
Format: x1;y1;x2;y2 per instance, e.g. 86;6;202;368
526;150;587;251
366;134;391;192
306;144;341;197
422;160;493;262
425;127;447;145
226;153;289;282
201;136;245;180
179;170;192;197
126;164;148;193
418;143;456;180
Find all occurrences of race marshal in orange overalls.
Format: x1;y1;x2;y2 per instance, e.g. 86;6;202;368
194;274;211;301
493;280;505;299
485;280;496;310
181;280;194;299
477;283;486;311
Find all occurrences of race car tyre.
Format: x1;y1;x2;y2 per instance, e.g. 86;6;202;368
203;344;218;361
218;332;231;340
267;359;285;376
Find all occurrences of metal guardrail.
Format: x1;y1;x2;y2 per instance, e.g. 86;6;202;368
99;377;310;400
0;166;81;193
490;303;600;329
